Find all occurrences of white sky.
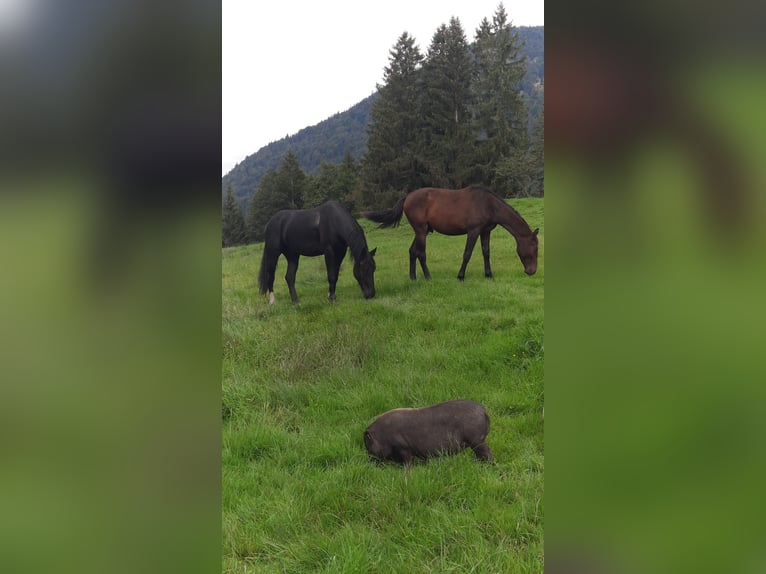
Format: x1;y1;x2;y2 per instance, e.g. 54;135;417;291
222;0;544;176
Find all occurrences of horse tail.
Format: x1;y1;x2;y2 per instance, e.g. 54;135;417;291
258;250;270;295
364;197;405;229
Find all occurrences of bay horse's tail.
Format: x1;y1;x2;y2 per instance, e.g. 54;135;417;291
364;197;405;229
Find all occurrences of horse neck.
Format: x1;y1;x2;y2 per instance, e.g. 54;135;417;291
341;218;368;260
493;197;533;239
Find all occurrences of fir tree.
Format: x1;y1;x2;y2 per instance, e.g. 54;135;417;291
304;152;359;210
222;184;246;247
245;149;308;242
245;169;278;242
275;148;306;211
419;18;475;188
472;3;528;196
528;105;544;196
361;32;425;209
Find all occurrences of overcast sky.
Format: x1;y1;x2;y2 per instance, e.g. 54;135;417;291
222;0;544;176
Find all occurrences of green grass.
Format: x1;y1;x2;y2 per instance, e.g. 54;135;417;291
222;198;544;573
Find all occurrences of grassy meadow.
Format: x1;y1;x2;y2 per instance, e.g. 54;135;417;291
222;198;544;573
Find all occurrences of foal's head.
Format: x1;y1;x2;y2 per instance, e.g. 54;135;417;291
353;247;377;299
517;228;539;275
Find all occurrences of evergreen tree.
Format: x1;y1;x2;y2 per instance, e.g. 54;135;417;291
419;18;475;188
528;105;544;196
304;152;359;211
244;149;308;242
222;184;246;247
245;169;279;242
361;32;425;209
495;105;543;197
337;151;361;211
302;171;326;210
275;148;306;210
494;147;533;197
472;3;528;196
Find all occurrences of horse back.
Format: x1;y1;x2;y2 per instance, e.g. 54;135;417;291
265;208;324;256
404;187;494;235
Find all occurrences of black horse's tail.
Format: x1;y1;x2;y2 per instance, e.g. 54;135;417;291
364;197;405;229
258;250;269;295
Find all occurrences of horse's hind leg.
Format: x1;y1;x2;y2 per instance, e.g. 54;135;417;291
409;228;431;280
284;256;300;304
419;246;431;280
259;247;280;304
408;238;418;280
266;256;277;304
480;231;493;278
458;232;480;281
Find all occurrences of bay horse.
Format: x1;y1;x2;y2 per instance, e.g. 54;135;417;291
365;186;538;280
258;201;377;304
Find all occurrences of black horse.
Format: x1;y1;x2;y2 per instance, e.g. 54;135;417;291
258;201;377;304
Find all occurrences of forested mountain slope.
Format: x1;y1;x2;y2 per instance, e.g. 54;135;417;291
223;94;376;205
223;25;543;205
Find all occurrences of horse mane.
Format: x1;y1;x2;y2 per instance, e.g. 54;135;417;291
330;203;369;260
468;185;533;236
346;223;370;260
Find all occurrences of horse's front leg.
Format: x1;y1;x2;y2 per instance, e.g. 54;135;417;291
284;256;300;303
457;232;480;281
480;231;493;278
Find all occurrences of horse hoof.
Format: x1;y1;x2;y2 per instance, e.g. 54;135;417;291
268;292;275;305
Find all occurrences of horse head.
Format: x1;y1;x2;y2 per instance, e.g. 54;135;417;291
353;247;377;299
517;228;539;275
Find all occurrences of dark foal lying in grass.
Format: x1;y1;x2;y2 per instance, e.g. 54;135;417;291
364;400;493;467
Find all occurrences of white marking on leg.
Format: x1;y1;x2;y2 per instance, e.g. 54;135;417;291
269;292;275;305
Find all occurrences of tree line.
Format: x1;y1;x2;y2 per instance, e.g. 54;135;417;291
223;4;543;246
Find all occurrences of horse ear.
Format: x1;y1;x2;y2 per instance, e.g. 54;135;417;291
369;247;377;256
533;228;539;237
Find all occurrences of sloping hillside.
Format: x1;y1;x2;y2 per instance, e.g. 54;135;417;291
223;94;376;205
